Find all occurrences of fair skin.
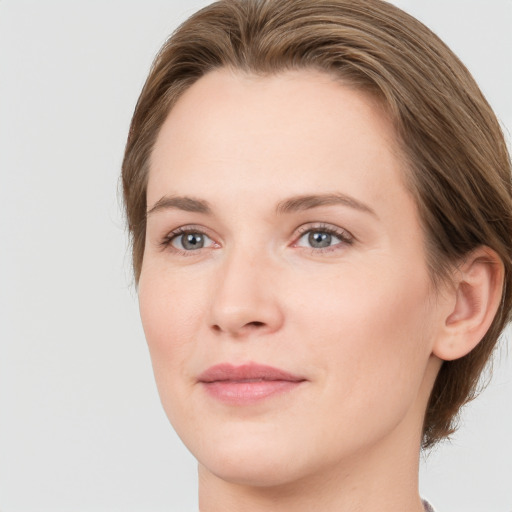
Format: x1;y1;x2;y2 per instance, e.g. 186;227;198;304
138;69;502;511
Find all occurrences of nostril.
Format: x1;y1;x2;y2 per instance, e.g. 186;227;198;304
210;320;266;334
247;321;265;328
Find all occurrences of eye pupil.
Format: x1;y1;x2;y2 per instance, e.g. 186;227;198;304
308;231;332;248
182;233;204;250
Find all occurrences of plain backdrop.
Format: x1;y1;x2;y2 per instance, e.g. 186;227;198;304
0;1;511;511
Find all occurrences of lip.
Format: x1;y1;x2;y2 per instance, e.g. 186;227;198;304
198;363;306;405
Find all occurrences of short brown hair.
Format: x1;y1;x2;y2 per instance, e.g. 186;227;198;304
122;0;512;448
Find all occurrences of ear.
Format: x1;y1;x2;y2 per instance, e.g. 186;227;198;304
433;246;504;361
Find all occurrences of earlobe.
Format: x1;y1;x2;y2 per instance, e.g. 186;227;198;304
433;247;504;362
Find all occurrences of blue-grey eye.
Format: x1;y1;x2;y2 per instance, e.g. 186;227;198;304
172;232;213;250
296;229;345;249
308;231;333;248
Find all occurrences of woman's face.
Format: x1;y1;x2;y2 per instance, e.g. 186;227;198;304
139;69;444;487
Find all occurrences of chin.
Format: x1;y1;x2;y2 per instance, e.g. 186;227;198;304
199;446;309;488
181;421;317;487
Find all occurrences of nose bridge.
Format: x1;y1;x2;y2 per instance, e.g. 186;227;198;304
209;242;283;336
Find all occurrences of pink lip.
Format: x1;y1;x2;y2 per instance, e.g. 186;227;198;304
198;363;306;405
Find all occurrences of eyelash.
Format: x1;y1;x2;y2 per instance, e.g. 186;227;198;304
293;223;354;253
159;225;217;255
159;223;354;255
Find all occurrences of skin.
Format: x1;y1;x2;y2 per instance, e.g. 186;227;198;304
139;69;453;512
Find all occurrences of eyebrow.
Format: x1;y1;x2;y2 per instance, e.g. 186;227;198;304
146;195;212;216
146;192;376;218
275;193;376;216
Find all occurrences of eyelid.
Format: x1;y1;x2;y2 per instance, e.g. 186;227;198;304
159;224;220;253
291;222;355;251
157;222;354;255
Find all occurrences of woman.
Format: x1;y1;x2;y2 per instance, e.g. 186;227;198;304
122;0;511;510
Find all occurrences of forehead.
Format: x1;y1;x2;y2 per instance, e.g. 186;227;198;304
148;68;408;212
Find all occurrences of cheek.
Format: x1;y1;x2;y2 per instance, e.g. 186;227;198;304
138;269;210;435
138;268;206;383
279;268;435;456
289;262;434;407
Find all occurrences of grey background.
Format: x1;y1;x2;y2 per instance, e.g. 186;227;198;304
0;1;510;511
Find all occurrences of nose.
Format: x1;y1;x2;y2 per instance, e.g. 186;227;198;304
208;247;285;337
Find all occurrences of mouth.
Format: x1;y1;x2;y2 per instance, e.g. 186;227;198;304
197;363;306;405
